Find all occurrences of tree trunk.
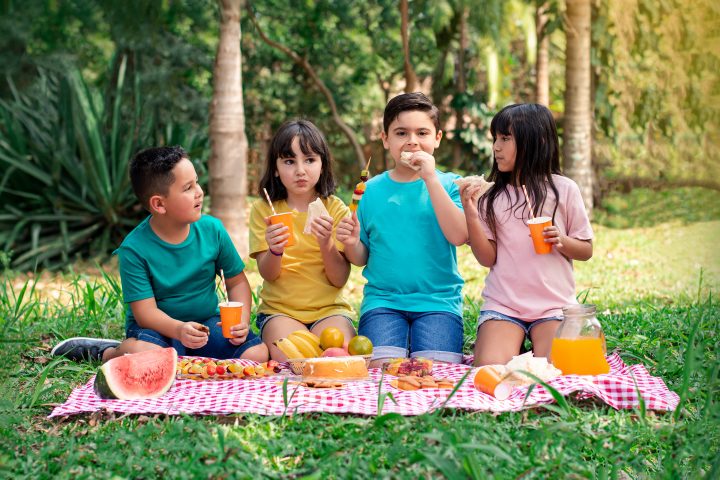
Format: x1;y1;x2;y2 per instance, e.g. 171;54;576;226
535;2;550;106
209;0;249;257
246;2;366;170
400;0;417;92
451;6;469;170
563;0;593;213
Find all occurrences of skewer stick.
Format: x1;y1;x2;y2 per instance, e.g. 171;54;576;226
521;185;535;219
263;188;277;215
364;156;372;171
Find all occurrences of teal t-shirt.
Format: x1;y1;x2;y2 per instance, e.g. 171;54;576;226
357;170;464;316
115;215;245;324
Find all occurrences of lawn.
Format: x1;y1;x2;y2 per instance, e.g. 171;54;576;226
0;188;718;478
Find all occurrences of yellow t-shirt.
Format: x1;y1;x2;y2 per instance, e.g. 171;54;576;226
249;196;354;323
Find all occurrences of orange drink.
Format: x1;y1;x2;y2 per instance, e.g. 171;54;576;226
550;337;610;375
219;301;243;339
473;365;513;400
269;212;296;247
528;216;552;254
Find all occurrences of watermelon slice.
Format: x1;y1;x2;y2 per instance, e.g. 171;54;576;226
94;348;177;399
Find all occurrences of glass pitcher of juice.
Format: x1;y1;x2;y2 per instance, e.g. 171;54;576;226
550;304;610;375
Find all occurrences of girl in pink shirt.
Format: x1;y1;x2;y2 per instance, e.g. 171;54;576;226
460;104;594;367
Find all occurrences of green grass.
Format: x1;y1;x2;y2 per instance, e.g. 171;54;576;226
1;188;719;478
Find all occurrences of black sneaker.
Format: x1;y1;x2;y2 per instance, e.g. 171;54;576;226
51;337;121;362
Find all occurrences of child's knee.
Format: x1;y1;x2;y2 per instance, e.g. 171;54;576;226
241;342;269;363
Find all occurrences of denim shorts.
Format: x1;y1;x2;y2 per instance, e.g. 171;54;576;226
476;310;562;338
358;307;463;363
255;312;355;338
126;315;262;359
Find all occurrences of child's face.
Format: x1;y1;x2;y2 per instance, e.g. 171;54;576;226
493;132;517;173
156;158;204;223
275;136;323;197
382;110;442;164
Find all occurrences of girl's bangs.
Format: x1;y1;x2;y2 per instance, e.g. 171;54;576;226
490;107;514;137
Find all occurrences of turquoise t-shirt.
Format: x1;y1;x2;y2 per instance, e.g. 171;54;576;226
357;170;464;316
115;215;245;324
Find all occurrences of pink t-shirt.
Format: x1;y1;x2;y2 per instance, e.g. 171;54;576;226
478;175;593;320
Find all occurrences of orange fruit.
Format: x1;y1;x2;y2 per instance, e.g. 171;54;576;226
347;335;373;355
319;327;344;350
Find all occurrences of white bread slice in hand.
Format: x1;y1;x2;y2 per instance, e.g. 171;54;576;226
304;198;330;234
454;175;494;196
399;151;421;171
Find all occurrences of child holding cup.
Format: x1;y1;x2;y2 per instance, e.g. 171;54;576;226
459;103;594;367
249;120;356;361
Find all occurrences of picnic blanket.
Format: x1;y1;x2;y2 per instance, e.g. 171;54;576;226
49;353;679;418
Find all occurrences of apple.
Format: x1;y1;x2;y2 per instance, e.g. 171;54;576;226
321;347;349;357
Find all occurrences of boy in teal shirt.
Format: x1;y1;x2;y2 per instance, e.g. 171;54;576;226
337;93;468;366
53;146;268;363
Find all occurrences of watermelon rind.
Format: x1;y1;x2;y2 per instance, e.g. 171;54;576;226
93;348;177;400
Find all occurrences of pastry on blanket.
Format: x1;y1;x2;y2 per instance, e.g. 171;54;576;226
453;175;494;196
303;197;330;234
301;380;344;389
504;352;561;384
399;151;421;171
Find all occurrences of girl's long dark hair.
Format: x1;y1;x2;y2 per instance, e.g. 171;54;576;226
258;119;337;201
481;104;562;238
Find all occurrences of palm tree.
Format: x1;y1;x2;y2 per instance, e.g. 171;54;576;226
209;0;249;257
563;0;593;213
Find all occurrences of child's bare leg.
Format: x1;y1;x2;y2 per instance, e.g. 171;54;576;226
262;315;309;361
240;342;270;363
102;338;161;363
310;315;357;345
473;320;525;367
528;320;561;359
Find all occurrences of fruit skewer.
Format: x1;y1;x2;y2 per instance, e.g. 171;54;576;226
349;158;371;213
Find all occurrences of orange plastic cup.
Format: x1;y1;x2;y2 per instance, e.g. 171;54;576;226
219;301;243;339
473;365;513;400
269;212;296;247
528;216;552;254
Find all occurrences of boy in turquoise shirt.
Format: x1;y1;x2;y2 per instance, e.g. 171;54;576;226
337;93;468;366
53;146;268;363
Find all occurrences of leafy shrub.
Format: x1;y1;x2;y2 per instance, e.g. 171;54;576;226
0;58;207;270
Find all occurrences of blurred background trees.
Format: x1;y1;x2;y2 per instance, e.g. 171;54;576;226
0;0;717;270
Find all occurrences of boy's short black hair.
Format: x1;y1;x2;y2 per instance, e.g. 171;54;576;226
129;145;188;210
382;92;440;133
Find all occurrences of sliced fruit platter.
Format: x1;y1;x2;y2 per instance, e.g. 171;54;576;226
176;358;282;381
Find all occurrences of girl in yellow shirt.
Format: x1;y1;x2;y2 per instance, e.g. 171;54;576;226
249;120;356;360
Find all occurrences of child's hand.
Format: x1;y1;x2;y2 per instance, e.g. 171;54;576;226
337;213;360;246
179;322;209;349
308;214;334;247
264;216;290;254
214;321;250;345
459;183;483;218
542;225;564;248
406;151;436;180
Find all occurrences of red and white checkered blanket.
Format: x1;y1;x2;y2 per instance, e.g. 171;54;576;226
49;353;679;418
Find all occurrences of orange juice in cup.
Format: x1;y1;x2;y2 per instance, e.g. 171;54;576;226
219;301;243;339
269;212;296;247
528;216;552;254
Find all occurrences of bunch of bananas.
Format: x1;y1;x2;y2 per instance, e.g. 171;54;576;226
274;330;324;359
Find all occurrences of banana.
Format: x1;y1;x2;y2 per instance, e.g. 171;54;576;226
275;338;304;359
289;330;322;350
288;333;323;358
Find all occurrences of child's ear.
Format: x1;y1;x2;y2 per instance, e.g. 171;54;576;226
380;131;389;149
434;129;443;148
148;195;166;215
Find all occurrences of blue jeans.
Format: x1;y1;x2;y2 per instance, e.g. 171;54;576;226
126;315;262;359
359;307;463;363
